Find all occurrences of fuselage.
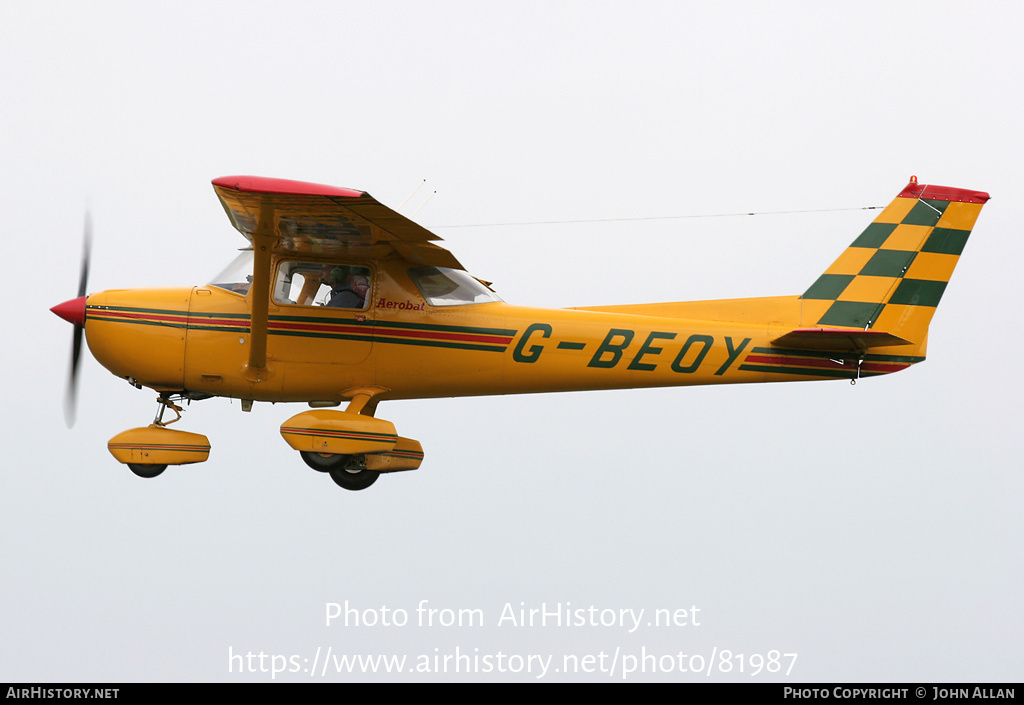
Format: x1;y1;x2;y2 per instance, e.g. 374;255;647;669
81;254;923;406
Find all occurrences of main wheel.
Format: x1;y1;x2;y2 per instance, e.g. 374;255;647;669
300;451;349;472
127;463;167;478
328;466;380;491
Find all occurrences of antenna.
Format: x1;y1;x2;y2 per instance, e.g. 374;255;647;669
411;190;437;216
398;179;426;211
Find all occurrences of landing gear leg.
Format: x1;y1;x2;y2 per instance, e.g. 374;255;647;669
153;394;184;427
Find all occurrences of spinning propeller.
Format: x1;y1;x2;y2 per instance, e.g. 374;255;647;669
50;213;92;428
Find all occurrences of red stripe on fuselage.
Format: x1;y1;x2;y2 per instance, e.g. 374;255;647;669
270;320;512;345
745;354;909;374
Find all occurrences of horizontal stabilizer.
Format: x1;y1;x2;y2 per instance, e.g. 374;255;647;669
771;328;912;352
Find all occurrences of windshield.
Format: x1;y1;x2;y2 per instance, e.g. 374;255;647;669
409;267;502;306
209;250;254;295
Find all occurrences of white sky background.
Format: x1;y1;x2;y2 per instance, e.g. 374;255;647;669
2;0;1021;682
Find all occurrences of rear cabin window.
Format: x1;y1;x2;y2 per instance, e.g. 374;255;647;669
408;267;502;307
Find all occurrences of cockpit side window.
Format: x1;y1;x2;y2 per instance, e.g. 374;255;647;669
274;261;372;309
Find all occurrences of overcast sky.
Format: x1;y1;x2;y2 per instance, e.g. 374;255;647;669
2;0;1021;682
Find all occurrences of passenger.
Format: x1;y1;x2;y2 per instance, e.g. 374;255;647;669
327;268;369;309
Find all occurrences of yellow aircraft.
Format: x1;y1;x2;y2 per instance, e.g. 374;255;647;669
51;176;989;490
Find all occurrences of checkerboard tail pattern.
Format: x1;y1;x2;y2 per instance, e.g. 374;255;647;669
800;179;989;347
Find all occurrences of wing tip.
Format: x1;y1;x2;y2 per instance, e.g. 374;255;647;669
212;175;364;199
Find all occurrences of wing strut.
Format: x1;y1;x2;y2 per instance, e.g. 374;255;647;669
243;204;274;380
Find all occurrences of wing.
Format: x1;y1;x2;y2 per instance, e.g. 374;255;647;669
212;176;463;270
213;175;464;377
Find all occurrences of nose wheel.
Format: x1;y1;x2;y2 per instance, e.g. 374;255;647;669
127;463;167;478
107;394;211;479
124;395;179;479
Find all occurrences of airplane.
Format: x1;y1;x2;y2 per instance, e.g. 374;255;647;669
50;175;989;490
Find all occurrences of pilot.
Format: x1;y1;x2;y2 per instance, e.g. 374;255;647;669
326;267;369;309
319;264;339;286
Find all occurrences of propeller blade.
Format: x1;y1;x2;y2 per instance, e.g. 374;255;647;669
64;324;83;427
63;213;92;428
78;212;92;298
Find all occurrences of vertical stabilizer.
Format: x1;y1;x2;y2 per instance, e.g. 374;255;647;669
799;178;989;347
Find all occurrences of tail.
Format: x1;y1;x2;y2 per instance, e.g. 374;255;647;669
787;177;989;353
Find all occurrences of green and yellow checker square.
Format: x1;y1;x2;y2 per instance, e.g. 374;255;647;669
802;273;854;300
818;300;884;328
879;224;932;251
922;228;970;256
824;247;876;276
889;279;947;307
936;201;984;231
874;196;917;224
837;275;899;303
859;249;917;277
900;199;948;227
851;223;897;248
904;251;959;282
873;303;931;339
